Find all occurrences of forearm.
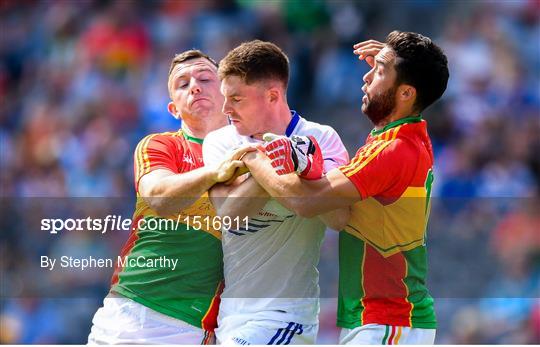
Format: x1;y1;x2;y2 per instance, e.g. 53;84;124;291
142;166;217;215
245;155;356;217
244;156;319;215
210;176;270;219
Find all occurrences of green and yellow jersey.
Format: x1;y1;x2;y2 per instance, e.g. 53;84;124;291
110;130;223;331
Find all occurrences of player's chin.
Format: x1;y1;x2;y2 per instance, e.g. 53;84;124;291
361;102;368;113
191;103;213;115
192;108;216;119
231;122;248;135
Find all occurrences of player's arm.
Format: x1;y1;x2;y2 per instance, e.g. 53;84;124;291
139;159;243;216
136;133;246;216
260;131;352;230
318;207;351;231
209;175;270;219
242;149;360;218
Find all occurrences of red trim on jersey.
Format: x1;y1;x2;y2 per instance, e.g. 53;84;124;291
110;215;143;286
201;280;225;332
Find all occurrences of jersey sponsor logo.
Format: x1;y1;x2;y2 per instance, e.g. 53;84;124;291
257;211;278;218
183;154;195;165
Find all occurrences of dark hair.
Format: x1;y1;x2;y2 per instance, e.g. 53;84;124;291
386;31;449;112
168;50;218;77
218;40;289;88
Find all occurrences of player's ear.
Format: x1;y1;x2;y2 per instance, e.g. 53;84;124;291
267;86;280;104
398;84;416;103
167;102;181;120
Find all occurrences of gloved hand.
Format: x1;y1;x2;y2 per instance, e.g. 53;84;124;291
263;133;324;180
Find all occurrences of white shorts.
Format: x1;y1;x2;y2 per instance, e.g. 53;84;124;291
340;324;436;345
87;294;214;344
217;317;318;345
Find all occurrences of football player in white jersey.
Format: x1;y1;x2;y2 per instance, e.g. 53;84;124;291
202;40;350;345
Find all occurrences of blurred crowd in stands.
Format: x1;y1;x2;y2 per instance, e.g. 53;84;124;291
1;0;538;344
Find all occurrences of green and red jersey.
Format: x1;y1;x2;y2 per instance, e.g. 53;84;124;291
110;129;223;331
337;116;437;329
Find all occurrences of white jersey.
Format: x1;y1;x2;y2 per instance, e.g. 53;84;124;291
203;111;349;329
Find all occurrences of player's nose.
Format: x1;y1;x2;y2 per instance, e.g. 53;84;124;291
222;99;232;115
363;70;372;85
189;79;202;94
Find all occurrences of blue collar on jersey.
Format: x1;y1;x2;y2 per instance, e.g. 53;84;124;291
285;110;300;137
247;110;300;139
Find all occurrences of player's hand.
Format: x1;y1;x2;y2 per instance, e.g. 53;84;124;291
353;39;384;67
213;146;255;183
223;165;249;185
263;133;324;180
213;159;245;183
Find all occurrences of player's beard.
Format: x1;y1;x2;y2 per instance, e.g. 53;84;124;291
363;84;398;126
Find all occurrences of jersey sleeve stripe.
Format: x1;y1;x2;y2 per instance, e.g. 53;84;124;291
135;134;157;182
340;141;386;175
342;126;402;176
134;135;150;180
135;136;149;181
142;134;162;178
343;141;392;177
389;126;401;141
340;142;379;174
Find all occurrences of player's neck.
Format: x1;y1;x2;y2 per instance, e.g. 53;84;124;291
182;115;228;139
181;122;208;140
269;104;293;136
251;104;292;140
374;107;416;130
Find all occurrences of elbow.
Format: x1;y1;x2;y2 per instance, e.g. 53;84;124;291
145;197;177;216
335;209;352;230
327;217;348;231
140;186;170;216
324;207;351;231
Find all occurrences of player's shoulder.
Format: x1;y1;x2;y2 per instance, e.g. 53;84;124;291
135;131;183;151
138;130;182;143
